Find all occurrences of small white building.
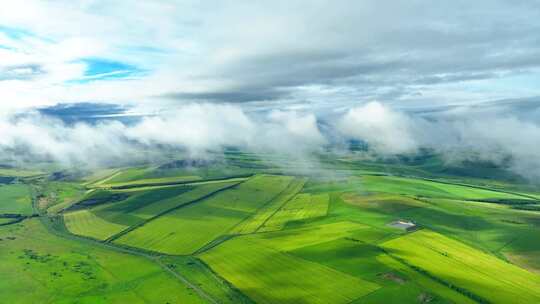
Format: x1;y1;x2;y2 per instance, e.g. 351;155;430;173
389;219;417;231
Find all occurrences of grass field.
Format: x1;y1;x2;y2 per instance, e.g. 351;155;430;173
63;181;241;241
381;229;540;303
40;182;86;214
160;256;253;304
115;175;292;254
3;154;540;304
0;184;33;215
361;175;532;200
97;175;203;189
200;236;380;304
259;192;329;232
64;209;128;240
231;177;306;234
0;219;207;304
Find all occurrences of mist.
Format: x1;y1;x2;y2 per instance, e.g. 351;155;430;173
1;101;539;181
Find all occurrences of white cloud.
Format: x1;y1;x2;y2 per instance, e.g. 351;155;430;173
0;103;326;167
337;101;418;155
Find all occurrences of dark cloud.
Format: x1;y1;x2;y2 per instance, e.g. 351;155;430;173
163;88;287;103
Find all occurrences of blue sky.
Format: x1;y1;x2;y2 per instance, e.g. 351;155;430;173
0;0;539;114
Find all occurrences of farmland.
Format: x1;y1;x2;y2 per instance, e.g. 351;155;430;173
199;236;380;304
381;230;540;303
114;175;293;254
1;153;540;303
0;219;207;304
0;184;33;215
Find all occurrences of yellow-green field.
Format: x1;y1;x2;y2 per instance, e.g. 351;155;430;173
231;177;306;234
115;175;293;254
0;184;33;215
6;154;540;304
381;229;540;303
259;192;329;232
64;209;128;240
200;236;380;304
0;219;206;304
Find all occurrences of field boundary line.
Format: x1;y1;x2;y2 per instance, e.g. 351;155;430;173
193;176;301;255
254;177;308;233
105;180;245;242
99;174;253;190
228;176;297;234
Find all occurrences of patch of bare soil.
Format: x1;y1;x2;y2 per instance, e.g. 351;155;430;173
379;272;406;284
417;292;434;303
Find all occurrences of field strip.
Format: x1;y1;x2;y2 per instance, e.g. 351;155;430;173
417;177;539;200
364;172;538;200
200;236;380;304
258;192;329;232
86;170;122;187
105;181;244;242
253;179;307;233
381;229;540;303
98;174;253;190
64;209;128;240
229;177;306;235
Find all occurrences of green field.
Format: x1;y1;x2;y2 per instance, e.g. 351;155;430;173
382;229;540;303
62;181;241;241
361;175;532;200
200;236;380;304
64;209;128;240
259;192;329;232
3;152;540;303
40;182;86;214
0;184;33;215
231;177;306;234
115;175;292;254
0;219;206;304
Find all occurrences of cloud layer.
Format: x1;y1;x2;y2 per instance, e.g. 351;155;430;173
1;101;539;181
1;1;540;112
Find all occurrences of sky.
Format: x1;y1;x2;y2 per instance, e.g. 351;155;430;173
1;1;540;180
1;0;540;112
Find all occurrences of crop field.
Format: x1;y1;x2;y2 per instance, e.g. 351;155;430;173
199;236;380;304
342;193;427;213
64;209;128;240
381;229;540;303
251;221;372;251
259;192;329;232
115;175;292;254
361;175;531;200
0;184;33;215
231;177;306;234
160;256;253;304
0;219;206;304
62;181;241;241
97;175;203;189
3;154;540;304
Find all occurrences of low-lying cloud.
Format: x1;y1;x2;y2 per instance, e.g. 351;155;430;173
0;103;326;168
336;101;540;181
1;101;539;181
337;102;418;155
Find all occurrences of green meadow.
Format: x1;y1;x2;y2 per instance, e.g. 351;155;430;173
2;153;540;303
0;219;206;304
115;175;292;254
0;184;33;215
